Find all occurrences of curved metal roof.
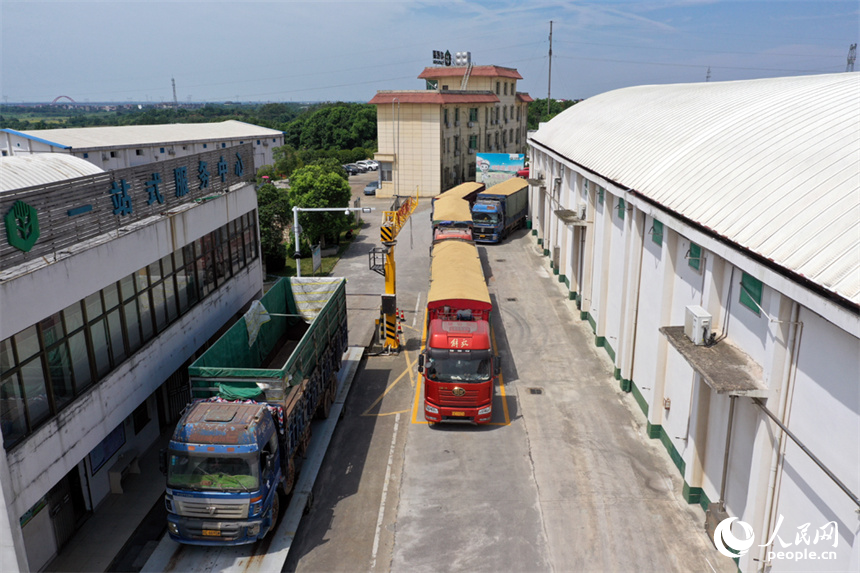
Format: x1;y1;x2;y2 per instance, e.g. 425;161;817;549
0;154;104;192
531;72;860;307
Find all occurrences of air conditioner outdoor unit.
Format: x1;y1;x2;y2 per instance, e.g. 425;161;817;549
467;121;474;128
262;141;268;146
468;148;475;154
684;305;712;346
167;149;175;155
579;204;587;220
101;154;109;160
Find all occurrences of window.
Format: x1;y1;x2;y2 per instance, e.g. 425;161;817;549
688;243;702;271
444;108;449;125
202;144;207;149
222;142;226;148
109;151;117;158
380;162;393;182
469;108;478;122
504;82;508;95
651;219;663;245
83;153;89;159
740;273;763;314
160;148;165;153
454;108;460;123
496;81;500;94
256;140;261;145
0;213;259;450
469;135;477;149
617;198;625;220
135;149;143;156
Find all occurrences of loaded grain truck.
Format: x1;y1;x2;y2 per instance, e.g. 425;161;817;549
471;177;528;243
431;182;484;242
418;240;498;424
161;277;347;545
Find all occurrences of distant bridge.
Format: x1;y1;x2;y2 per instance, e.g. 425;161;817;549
51;95;76;104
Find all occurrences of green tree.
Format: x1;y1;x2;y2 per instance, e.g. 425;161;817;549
527;98;580;130
288;165;352;252
272;145;303;179
256;183;291;270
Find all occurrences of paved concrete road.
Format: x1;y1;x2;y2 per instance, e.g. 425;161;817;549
286;195;736;573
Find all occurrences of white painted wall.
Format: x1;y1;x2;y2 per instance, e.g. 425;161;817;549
527;141;860;573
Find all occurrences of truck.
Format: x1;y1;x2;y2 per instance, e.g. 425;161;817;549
161;277;348;546
431;182;484;242
418;239;499;424
471;177;529;243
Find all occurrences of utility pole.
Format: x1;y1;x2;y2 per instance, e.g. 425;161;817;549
847;44;857;72
547;20;553;116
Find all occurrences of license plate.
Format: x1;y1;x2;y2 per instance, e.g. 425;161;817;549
202;529;221;537
452;411;465;416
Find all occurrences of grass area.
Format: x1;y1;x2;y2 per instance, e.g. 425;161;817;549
273;226;360;278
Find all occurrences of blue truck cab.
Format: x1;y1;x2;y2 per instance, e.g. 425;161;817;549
471;178;529;244
163;400;287;545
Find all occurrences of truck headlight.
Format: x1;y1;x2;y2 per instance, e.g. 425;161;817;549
425;404;439;414
168;522;180;535
248;523;261;537
478;406;492;415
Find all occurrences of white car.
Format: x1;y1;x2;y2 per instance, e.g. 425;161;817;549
357;160;378;171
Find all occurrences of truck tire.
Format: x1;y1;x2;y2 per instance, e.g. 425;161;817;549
284;459;296;495
267;491;280;538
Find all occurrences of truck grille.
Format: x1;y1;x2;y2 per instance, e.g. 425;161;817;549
474;226;494;234
175;497;248;519
439;386;481;406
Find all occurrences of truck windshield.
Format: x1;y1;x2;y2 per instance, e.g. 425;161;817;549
472;212;499;225
167;451;259;491
426;350;491;383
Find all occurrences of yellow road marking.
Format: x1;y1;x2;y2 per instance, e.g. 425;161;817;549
361;355;417;417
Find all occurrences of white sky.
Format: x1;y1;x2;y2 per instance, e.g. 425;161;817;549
1;0;857;103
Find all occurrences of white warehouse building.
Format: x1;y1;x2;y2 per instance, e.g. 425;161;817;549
527;72;859;572
1;120;284;173
0;147;263;571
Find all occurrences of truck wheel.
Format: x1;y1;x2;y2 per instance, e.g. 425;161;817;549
268;490;280;536
284;459;296;495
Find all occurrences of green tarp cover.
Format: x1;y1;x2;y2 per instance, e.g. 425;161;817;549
188;277;346;398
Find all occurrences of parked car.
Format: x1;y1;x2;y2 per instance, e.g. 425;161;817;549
363;181;380;196
357;160;378;171
343;164;360;176
517;167;529;178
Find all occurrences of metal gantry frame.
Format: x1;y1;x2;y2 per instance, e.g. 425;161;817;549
376;195;418;352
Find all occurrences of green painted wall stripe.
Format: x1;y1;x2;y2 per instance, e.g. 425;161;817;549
603;339;616;362
563;276;570;289
568;290;576;301
631;381;649;417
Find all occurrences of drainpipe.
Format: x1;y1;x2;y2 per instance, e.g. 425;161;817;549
756;301;802;570
719;395;737;510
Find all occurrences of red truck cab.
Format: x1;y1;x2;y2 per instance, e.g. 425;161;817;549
420;240;497;424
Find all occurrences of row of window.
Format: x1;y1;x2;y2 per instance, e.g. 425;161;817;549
0;211;259;450
584;178;764;315
443;105;524;127
83;139;280;160
447;129;522;154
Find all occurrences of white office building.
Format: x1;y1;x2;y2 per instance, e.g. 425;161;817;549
527;72;859;572
0;146;263;571
1;120;283;173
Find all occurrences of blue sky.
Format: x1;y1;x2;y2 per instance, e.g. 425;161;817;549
1;1;857;104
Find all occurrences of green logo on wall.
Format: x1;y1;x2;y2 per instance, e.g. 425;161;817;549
5;200;40;252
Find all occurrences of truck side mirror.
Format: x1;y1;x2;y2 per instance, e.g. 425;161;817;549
159;449;167;476
494;360;501;376
417;354;424;373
